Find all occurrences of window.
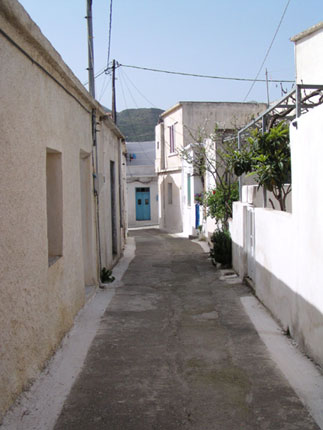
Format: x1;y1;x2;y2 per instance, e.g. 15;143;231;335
187;174;191;206
168;183;173;204
46;149;63;266
169;124;175;153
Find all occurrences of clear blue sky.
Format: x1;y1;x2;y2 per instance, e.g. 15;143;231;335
18;0;323;112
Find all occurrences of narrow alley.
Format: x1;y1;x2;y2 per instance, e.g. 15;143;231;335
51;229;318;430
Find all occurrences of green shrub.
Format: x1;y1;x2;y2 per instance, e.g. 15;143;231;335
204;182;239;228
210;230;232;266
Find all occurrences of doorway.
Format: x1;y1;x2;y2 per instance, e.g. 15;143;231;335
136;187;151;221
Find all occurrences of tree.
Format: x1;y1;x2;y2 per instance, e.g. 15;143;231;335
230;122;291;211
179;126;239;229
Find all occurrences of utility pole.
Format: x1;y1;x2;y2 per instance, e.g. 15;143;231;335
86;0;95;98
112;59;117;123
265;69;270;107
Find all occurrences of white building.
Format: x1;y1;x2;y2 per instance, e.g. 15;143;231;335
155;102;266;236
230;22;323;367
0;0;126;421
126;141;158;228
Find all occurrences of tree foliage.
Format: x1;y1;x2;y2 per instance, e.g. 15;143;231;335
229;122;291;211
204;182;239;224
179;125;239;229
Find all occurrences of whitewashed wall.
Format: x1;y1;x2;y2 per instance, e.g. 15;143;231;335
158;171;183;232
231;103;323;367
127;179;158;227
292;23;323;85
181;152;203;237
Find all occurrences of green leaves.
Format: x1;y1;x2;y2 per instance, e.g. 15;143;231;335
204;182;239;225
210;229;232;266
228;122;291;211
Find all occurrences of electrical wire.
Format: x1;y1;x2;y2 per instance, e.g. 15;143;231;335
118;69;140;143
118;63;294;84
84;60;293;88
120;68;160;109
119;67;140;109
98;73;112;102
119;68;184;148
120;68;215;143
243;0;292;101
119;70;168;165
83;66;107;86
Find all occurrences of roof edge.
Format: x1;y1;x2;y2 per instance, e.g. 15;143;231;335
160;103;182;118
160;101;266;118
291;21;323;42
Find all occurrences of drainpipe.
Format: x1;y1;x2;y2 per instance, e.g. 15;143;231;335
92;110;103;279
87;0;103;283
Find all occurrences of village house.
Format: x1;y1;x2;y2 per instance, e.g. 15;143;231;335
0;0;126;421
230;22;323;367
126;141;158;228
155;101;266;236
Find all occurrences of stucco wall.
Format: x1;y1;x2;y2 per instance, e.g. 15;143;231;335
161;105;183;171
182;159;200;237
231;103;323;367
290;103;323;363
97;121;123;268
293;24;323;85
182;102;266;144
0;0;124;420
158;171;182;232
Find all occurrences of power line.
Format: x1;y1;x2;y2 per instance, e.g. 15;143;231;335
119;67;216;142
120;68;160;109
99;73;112;101
243;0;292;101
83;66;107;86
84;61;293;88
118;63;293;84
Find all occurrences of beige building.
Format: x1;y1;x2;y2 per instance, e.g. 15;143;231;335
0;0;126;421
155;102;266;234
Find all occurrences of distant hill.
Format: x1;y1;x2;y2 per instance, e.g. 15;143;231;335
117;108;163;142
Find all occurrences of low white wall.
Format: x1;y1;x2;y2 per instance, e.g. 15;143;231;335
290;103;323;363
241;185;292;212
231;103;323;367
253;208;296;331
230;202;248;279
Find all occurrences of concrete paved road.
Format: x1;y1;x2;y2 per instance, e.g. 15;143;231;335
54;229;318;430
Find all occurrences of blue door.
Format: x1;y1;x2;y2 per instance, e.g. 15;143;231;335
136;187;151;221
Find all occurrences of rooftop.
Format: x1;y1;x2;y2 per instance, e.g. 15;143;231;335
291;21;323;43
